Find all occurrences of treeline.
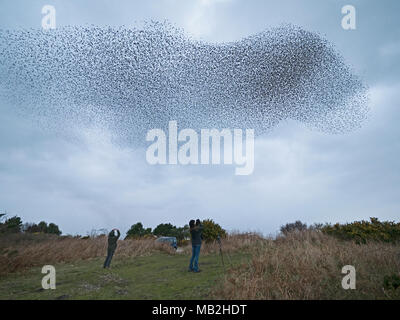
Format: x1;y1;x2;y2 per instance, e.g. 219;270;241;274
0;212;226;242
126;219;226;242
0;213;61;236
280;217;400;244
5;211;398;245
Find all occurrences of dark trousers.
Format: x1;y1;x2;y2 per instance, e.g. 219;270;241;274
103;247;116;268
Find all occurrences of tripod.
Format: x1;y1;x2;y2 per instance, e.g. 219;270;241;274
217;235;233;272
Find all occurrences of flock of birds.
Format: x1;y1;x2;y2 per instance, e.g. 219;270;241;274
0;21;368;144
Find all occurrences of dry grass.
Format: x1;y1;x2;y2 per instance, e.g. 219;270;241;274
213;231;400;299
0;233;174;275
0;232;262;276
2;231;399;299
181;232;264;255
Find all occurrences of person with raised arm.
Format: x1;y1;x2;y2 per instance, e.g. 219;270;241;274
103;228;120;269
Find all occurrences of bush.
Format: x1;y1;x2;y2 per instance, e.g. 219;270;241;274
280;221;308;235
321;217;400;244
201;219;226;243
384;274;400;290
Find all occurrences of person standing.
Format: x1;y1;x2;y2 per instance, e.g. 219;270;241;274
188;219;203;272
103;228;120;268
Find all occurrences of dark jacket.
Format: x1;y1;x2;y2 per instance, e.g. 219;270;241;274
190;224;203;246
108;230;120;251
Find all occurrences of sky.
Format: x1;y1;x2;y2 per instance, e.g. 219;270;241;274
0;0;399;237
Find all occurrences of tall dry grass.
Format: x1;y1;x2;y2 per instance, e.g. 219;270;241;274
213;231;400;299
0;232;263;275
0;234;174;275
181;232;264;255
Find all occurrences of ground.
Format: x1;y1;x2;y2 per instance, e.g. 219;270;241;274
0;252;249;300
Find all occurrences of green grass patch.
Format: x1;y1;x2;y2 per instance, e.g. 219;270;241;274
0;252;249;300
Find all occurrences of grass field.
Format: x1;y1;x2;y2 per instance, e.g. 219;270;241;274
0;251;249;300
1;232;399;300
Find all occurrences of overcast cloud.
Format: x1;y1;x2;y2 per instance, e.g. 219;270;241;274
0;0;399;236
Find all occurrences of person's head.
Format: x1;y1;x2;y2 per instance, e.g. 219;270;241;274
189;220;195;229
196;219;201;226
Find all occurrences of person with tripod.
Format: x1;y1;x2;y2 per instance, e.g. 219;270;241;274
188;219;203;273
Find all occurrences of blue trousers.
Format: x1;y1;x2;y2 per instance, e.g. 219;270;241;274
189;244;201;272
103;247;115;268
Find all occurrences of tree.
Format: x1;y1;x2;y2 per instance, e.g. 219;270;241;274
177;224;190;241
0;213;6;233
38;221;48;233
0;215;22;234
23;222;41;233
153;223;178;237
23;221;62;235
152;223;190;242
126;222;152;239
201;219;226;242
47;223;62;235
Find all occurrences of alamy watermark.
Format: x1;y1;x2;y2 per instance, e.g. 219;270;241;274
41;265;56;289
41;5;56;30
341;5;356;30
145;121;255;175
40;4;356;31
341;265;356;290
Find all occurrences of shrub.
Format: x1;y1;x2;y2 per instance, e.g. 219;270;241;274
321;217;400;244
201;219;226;243
280;220;308;235
384;274;400;290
